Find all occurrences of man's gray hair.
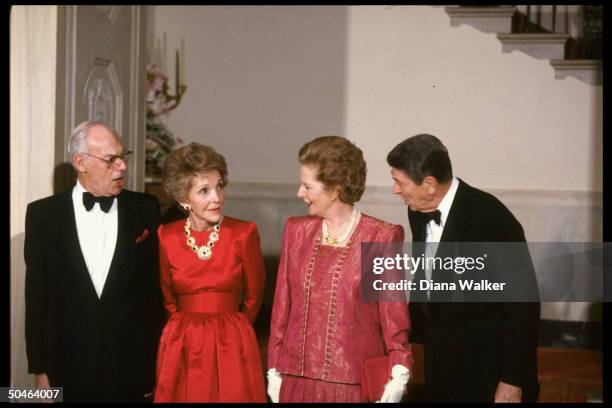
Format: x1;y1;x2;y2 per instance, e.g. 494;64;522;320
67;121;117;161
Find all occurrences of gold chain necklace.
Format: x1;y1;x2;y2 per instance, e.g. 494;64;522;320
184;217;222;260
322;208;360;245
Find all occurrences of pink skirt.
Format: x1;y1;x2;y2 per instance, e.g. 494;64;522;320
279;374;362;403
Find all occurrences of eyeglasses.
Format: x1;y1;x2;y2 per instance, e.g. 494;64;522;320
83;150;133;167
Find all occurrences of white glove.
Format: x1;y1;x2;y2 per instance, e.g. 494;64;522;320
377;364;409;403
267;368;282;403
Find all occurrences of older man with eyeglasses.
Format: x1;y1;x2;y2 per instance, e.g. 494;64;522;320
24;121;166;402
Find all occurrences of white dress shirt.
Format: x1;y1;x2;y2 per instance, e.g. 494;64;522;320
425;177;459;297
72;180;118;298
425;177;459;243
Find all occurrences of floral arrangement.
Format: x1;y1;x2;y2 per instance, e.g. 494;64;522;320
145;63;183;179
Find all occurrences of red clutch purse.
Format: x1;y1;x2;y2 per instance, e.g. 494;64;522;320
360;356;390;402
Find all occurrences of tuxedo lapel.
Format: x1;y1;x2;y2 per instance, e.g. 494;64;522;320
57;190;100;302
100;192;134;302
433;179;471;303
407;208;429;308
440;179;469;243
407;208;427;243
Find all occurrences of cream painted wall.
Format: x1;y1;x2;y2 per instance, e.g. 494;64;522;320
152;6;602;323
154;5;601;193
154;5;348;184
346;6;602;192
10;6;58;387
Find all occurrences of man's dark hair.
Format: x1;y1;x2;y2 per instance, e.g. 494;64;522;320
386;134;453;184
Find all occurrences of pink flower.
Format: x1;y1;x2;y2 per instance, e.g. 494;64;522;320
157;112;169;123
145;64;176;125
146;138;161;150
153;76;165;92
150;99;166;115
146;87;156;103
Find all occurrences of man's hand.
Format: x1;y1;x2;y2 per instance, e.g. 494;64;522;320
35;373;50;389
494;381;522;403
35;373;54;403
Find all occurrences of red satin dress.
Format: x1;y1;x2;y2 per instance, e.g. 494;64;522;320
153;216;267;402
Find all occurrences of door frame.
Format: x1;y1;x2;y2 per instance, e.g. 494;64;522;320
54;5;146;192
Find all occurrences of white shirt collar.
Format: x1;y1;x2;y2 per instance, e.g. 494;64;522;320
436;177;459;227
74;178;86;195
73;179;88;210
72;178;117;213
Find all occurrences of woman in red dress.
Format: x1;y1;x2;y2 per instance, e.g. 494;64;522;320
153;143;266;402
267;136;413;403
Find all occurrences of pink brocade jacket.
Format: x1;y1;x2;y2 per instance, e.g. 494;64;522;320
267;214;413;384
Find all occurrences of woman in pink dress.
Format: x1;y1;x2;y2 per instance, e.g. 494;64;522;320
267;136;413;403
153;143;266;402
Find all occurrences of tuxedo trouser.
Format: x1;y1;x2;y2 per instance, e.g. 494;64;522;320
62;344;149;403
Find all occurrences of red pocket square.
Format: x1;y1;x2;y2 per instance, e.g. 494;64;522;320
135;228;149;244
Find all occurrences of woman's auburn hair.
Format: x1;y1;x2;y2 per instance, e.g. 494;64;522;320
162;142;228;203
298;135;366;205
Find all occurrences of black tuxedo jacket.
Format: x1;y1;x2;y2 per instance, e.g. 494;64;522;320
408;179;540;402
25;188;166;395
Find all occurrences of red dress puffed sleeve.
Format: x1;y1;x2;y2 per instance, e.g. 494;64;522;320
377;224;414;373
267;218;293;369
239;222;266;325
158;224;177;316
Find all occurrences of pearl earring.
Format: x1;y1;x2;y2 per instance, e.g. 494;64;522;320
184;204;191;211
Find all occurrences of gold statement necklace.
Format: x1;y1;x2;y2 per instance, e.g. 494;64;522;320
184;217;222;260
321;207;360;245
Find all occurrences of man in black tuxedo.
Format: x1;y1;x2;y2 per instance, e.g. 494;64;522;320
25;121;166;402
387;134;540;402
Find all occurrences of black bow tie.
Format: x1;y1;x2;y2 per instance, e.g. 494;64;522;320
82;192;115;213
410;209;442;226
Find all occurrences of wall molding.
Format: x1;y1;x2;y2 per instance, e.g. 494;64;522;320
129;6;145;191
223;181;602;322
227;182;602;210
225;181;603;243
61;5;78;164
